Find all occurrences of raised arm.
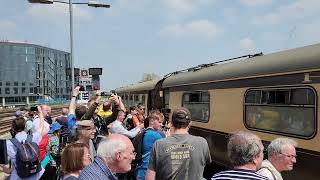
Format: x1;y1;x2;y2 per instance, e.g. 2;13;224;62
68;86;80;115
81;90;102;120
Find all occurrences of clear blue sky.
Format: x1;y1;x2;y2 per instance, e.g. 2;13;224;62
1;0;320;90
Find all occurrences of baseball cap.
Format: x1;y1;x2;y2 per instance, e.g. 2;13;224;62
172;107;191;123
48;122;62;134
15;111;23;117
76;120;94;127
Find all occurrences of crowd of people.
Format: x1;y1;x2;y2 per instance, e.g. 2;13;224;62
0;86;298;180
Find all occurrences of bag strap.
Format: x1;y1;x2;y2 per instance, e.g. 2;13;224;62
26;134;33;143
10;138;21;148
259;166;276;180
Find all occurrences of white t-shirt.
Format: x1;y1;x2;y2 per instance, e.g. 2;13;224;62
32;116;50;134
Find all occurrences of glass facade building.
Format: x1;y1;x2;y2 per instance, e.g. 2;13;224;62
0;41;71;106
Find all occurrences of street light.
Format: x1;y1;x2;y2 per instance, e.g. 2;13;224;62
28;0;110;93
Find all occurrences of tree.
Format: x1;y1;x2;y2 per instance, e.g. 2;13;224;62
140;73;160;82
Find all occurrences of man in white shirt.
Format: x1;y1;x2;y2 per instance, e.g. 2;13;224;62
257;138;297;180
110;110;142;138
32;105;51;135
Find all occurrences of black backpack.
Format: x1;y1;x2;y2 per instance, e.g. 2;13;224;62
10;134;41;178
131;128;150;164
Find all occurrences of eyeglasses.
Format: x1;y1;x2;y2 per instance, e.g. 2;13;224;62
280;153;297;159
119;151;136;158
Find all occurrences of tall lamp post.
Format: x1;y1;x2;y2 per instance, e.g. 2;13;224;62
28;0;110;92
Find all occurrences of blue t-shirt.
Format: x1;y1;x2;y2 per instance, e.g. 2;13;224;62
67;114;76;134
136;129;163;179
142;130;163;155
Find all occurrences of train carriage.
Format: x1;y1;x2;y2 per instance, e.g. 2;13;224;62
115;43;320;180
116;80;158;113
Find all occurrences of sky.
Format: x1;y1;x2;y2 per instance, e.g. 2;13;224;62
1;0;320;90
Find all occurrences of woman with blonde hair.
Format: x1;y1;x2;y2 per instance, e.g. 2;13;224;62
61;142;92;180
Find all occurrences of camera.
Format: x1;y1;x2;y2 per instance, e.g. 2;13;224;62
79;86;85;91
30;106;38;111
101;92;112;96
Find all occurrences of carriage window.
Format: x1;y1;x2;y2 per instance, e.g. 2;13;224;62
244;87;316;139
182;91;210;122
141;95;146;105
164;91;170;108
134;95;139;101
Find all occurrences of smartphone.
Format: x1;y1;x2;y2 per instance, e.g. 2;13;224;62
101;92;112;96
0;139;8;164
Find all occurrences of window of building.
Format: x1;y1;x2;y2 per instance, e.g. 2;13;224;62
30;87;34;93
244;87;316;139
22;82;26;86
5;88;10;94
13;88;18;94
0;82;2;86
182;91;210;122
0;88;1;95
6;82;10;86
14;82;18;86
22;88;26;94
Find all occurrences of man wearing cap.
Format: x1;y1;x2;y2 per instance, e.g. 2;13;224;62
145;107;212;180
76;120;97;161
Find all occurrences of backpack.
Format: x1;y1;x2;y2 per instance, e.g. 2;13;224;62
10;134;41;178
131;128;150;165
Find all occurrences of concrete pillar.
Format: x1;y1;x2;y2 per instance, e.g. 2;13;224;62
2;97;5;107
26;96;30;106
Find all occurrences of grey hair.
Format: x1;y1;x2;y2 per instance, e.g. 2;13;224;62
268;137;298;158
97;137;127;161
227;131;263;167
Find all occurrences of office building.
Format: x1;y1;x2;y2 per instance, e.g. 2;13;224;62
0;41;71;106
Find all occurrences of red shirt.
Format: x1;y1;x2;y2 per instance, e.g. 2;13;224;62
38;135;49;161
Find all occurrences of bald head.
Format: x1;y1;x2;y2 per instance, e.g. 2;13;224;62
97;134;133;161
41;105;51;117
97;134;135;173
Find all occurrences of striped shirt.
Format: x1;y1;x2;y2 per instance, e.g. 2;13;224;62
212;169;269;180
79;157;118;180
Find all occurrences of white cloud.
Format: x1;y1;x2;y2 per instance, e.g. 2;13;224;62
158;20;223;39
239;0;274;6
162;0;215;16
240;37;256;51
26;3;92;25
252;13;280;25
252;0;320;25
0;20;17;31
